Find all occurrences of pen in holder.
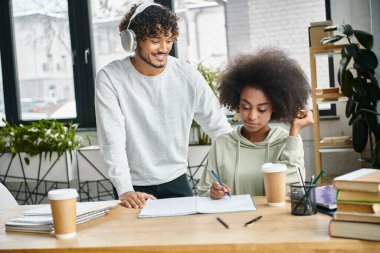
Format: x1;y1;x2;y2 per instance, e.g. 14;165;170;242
290;181;317;216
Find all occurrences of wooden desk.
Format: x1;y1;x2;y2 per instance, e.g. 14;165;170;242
0;197;379;253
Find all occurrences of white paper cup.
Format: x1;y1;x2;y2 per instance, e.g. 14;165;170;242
48;189;78;239
261;163;287;206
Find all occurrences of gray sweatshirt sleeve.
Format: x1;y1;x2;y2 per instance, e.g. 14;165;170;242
95;69;134;196
192;72;232;140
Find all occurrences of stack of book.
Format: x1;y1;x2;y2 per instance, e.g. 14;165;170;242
329;169;380;241
5;200;119;234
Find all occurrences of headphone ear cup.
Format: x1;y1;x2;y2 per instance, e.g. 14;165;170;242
120;29;136;53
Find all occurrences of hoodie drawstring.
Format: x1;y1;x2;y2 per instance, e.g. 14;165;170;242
234;138;241;195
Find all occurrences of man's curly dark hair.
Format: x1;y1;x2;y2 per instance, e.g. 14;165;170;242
218;47;311;122
119;4;179;41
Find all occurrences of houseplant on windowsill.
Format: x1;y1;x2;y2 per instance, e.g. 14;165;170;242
321;24;380;167
0;119;84;204
0;119;82;164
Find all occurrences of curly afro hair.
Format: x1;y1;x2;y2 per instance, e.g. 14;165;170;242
218;47;311;122
119;4;179;41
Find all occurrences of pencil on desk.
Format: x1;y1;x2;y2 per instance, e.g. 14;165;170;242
216;217;229;229
244;215;262;227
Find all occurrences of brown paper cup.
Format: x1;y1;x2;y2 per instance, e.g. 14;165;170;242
261;163;287;206
48;189;78;239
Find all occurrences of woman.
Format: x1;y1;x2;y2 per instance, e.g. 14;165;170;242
197;48;314;199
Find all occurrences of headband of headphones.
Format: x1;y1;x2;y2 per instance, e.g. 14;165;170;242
125;2;162;31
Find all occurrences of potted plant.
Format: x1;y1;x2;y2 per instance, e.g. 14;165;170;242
0;119;82;164
321;24;380;167
0;119;83;203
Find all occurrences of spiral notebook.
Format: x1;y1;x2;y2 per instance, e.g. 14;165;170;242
5;200;119;234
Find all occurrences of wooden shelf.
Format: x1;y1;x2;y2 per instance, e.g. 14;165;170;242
315;93;343;100
317;96;348;105
319;147;354;153
309;23;354;186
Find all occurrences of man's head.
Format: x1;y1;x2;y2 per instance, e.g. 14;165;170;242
119;3;179;75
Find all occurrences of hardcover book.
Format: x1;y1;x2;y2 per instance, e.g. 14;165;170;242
337;190;380;204
329;220;380;241
334;211;380;223
337;202;380;214
333;169;380;193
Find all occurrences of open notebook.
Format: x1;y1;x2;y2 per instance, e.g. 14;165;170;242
138;194;256;218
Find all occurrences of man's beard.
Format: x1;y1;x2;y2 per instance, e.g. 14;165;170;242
137;48;167;69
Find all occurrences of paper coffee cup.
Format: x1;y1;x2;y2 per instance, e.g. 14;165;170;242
48;189;78;239
261;163;287;206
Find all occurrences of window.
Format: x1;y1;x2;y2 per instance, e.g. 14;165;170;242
0;0;95;127
175;0;334;116
90;0;128;72
12;0;76;121
175;1;228;69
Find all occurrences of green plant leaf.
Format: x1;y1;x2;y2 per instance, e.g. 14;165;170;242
373;141;380;168
354;30;373;49
353;77;368;98
338;24;354;36
355;49;378;70
320;35;344;45
324;25;338;31
338;51;351;85
348;111;361;126
352;115;368;153
362;110;379;138
24;157;30;165
341;69;354;96
366;82;380;105
343;44;358;58
345;94;355;118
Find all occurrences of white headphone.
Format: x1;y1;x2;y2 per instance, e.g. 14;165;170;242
120;2;161;53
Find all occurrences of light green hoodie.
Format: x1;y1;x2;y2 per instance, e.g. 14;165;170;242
197;125;305;197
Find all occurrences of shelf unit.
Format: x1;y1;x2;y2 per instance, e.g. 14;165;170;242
308;23;354;185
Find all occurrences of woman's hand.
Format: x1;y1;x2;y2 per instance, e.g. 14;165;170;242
290;109;314;136
210;181;232;200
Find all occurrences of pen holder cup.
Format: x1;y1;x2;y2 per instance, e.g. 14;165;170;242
290;182;317;216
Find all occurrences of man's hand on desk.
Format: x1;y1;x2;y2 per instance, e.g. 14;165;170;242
119;191;156;209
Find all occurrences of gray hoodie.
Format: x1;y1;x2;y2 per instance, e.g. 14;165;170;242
197;125;305;196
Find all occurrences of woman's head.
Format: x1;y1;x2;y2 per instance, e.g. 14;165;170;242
218;47;311;123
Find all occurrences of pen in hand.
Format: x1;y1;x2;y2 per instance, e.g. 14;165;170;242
211;170;231;198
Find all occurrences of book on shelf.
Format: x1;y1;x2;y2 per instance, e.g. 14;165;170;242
333;168;380;193
337;190;380;204
334;211;380;223
5;200;120;234
138;194;256;218
337;202;380;214
329;219;380;241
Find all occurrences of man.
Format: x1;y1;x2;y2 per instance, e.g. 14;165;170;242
95;2;232;208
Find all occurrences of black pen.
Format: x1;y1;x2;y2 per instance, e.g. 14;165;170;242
216;217;229;229
244;215;262;227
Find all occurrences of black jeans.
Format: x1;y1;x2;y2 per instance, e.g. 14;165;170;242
113;173;193;199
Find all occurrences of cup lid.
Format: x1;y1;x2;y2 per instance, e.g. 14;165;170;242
48;189;78;200
261;163;287;173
